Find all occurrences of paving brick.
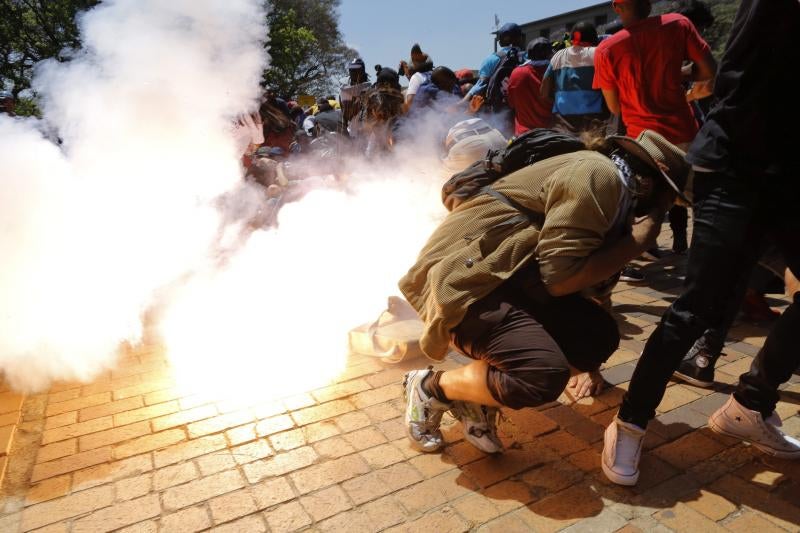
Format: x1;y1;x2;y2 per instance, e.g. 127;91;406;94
46;393;111;417
521;462;584;499
538;431;589;458
269;428;306;451
342;461;423;505
44;412;78;431
230;439;273;466
79;421;151;451
298;485;351;522
656;384;702;414
143;387;183;406
243;446;318;484
332;411;372;433
482;480;536;514
211;514;267;533
515;484;604;533
724;510;786;533
301;420;340;443
72;494;160;533
311;379;371;404
254;415;294;437
251;401;286;420
291;400;355;426
376;417;406;441
113;401;180;427
159;505;211;533
195;450;237;476
209;488;257;525
151;404;217;433
31;446;112;482
78;397;144;423
476;513;529;532
115;473;152;501
264;501;312;532
652;431;725;470
359;442;406;469
24;476;71;506
251;477;295;510
385;506;468;533
163;469;245;511
113;429;186;460
113;379;174;401
153;462;199;491
289;453;369;494
451;492;502;525
282;393;315;411
188;410;255;439
72;454;154;491
48;388;81;404
313;436;356;459
408;451;458;479
653;502;726;532
683;489;737;521
225;423;257;446
362;401;403;423
350;384;401;409
559;507;628;533
20;485;114;531
153;433;226;468
393;469;476;515
80;375;141;397
36;439;77;464
341;426;387;451
41;417;114;445
359;496;408;530
461;441;557;489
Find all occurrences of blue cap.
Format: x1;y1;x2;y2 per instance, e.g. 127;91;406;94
497;23;521;36
0;90;12;100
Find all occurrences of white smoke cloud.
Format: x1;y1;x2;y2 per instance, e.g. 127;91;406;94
0;0;267;392
1;0;471;400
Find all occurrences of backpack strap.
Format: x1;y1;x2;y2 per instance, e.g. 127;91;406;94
480;186;545;227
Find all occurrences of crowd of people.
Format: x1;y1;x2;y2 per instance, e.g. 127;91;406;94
393;0;800;489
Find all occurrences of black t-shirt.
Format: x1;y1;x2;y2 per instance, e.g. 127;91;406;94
687;0;800;175
314;109;342;133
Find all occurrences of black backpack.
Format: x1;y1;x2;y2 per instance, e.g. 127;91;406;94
484;47;523;112
441;128;586;212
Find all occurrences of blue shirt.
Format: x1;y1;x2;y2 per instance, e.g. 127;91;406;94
467;46;527;98
543;45;604;116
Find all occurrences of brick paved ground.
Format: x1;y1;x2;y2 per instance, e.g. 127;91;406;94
1;228;799;532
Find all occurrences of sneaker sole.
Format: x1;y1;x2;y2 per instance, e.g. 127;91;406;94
708;417;800;459
601;459;639;486
672;371;714;388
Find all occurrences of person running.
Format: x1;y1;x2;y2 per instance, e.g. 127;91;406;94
541;21;607;136
398;130;690;454
593;0;715;255
602;0;800;487
506;38;554;136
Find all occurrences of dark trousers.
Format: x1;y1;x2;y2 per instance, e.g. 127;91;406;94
620;170;800;428
668;205;688;242
451;277;619;410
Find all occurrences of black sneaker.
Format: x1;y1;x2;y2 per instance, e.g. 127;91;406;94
620;266;645;283
673;347;717;388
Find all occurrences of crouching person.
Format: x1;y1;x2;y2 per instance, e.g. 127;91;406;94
398;130;691;454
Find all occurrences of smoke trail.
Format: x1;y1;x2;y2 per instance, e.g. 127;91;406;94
0;0;267;392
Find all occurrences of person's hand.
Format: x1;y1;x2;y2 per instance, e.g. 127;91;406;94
630;211;665;251
468;95;484;114
566;370;605;400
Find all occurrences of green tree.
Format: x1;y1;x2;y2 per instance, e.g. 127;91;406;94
263;0;356;98
0;0;99;100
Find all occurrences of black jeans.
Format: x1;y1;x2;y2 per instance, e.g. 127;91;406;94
620;170;800;428
451;273;620;410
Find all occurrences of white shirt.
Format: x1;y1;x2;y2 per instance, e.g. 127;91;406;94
406;72;429;96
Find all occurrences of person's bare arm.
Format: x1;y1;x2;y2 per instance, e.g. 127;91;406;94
601;88;621;115
686;50;717;101
546;209;666;297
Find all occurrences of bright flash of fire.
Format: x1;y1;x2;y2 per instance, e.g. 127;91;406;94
159;168;446;403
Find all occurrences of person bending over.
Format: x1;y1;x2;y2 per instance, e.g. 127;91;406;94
398;130;691;453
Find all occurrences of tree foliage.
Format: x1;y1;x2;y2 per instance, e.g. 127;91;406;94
263;0;356;99
0;0;99;98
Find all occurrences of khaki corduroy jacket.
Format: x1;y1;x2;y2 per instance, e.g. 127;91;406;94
398;150;625;361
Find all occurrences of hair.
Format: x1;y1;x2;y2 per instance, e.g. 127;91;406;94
527;38;553;61
675;0;714;30
632;0;653;19
431;66;458;93
259;101;293;132
570;21;599;46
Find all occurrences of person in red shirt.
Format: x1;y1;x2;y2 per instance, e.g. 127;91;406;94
593;0;715;254
507;38;554;136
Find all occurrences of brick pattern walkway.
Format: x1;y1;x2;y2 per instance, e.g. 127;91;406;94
1;230;799;532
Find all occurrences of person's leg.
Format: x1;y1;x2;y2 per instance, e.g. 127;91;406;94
733;230;800;417
617;170;763;429
668;205;689;253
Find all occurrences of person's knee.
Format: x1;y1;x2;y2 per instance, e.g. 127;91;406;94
496;365;570;409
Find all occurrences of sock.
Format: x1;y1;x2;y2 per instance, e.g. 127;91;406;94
422;370;450;403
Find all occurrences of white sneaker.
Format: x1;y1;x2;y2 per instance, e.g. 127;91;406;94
450;401;504;454
402;368;451;453
602;417;646;486
709;395;800;459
